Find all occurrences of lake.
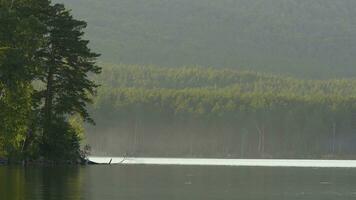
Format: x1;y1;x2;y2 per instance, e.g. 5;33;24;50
1;165;356;200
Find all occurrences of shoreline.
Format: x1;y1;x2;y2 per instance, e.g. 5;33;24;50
3;156;356;167
88;157;356;168
0;158;87;166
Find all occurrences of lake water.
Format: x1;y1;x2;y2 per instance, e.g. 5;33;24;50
2;165;356;200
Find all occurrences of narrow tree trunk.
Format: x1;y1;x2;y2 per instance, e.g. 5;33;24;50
240;129;246;158
133;117;138;156
10;0;15;9
256;123;265;157
43;64;54;139
256;124;262;155
332;121;336;155
21;127;34;164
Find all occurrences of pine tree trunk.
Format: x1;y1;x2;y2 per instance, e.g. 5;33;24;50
43;64;54;139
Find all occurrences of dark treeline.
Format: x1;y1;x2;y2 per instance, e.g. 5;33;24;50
88;65;356;158
0;0;100;162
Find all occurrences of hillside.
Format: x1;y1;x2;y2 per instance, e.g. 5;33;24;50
86;65;356;158
96;65;356;95
56;0;356;78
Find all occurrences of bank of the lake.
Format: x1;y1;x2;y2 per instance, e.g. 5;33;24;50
0;156;89;166
88;157;356;168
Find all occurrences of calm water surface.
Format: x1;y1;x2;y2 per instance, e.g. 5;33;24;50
1;165;356;200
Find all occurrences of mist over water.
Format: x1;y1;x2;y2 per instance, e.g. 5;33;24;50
85;121;356;159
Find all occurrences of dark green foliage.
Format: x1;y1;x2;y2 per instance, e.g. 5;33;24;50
0;83;32;159
0;0;100;161
40;118;81;161
0;0;44;159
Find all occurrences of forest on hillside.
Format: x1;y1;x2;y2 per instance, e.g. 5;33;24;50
87;65;356;158
57;0;356;78
3;0;356;162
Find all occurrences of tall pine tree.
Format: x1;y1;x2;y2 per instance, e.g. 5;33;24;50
1;0;101;161
37;3;101;160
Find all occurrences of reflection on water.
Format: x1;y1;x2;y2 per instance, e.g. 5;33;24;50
0;166;83;200
2;165;356;200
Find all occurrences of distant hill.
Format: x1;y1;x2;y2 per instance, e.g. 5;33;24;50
96;65;356;96
57;0;356;78
87;65;356;158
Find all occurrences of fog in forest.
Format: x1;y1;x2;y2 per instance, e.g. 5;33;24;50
82;66;356;158
52;0;356;158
